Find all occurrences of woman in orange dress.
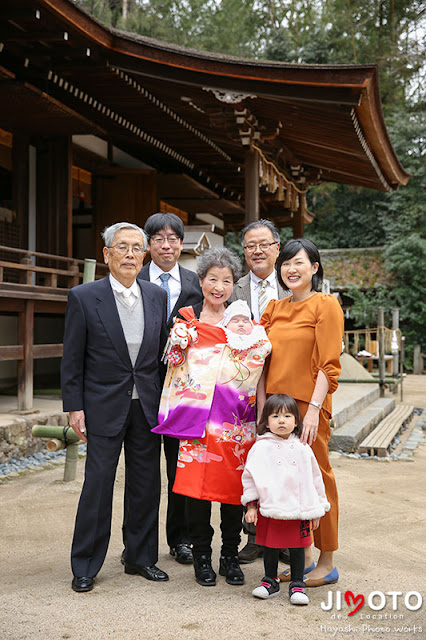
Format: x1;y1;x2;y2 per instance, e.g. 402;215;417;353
257;237;344;587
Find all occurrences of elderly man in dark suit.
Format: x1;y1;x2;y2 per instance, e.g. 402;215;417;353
135;212;203;566
61;222;169;592
228;219;290;564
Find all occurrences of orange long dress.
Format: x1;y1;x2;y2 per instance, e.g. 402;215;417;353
261;293;344;552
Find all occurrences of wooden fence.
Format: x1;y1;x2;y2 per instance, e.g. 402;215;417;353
0;245;108;410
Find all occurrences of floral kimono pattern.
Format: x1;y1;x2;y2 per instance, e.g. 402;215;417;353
153;307;271;505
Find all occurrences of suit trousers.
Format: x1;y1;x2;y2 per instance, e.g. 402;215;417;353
187;497;243;557
298;400;339;552
71;400;161;578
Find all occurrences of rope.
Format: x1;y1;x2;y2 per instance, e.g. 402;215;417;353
252;143;309;195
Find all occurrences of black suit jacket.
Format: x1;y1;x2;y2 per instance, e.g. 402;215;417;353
138;262;203;330
60;276;168;436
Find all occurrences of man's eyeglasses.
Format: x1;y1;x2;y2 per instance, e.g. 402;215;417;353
108;244;145;255
150;235;181;245
243;242;277;254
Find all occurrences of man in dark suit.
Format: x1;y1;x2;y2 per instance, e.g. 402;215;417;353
62;222;169;593
228;219;290;564
136;212;203;565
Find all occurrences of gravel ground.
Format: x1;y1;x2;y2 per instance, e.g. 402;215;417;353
1;377;425;640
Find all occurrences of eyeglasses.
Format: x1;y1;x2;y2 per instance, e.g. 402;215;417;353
243;242;277;254
108;243;145;255
150;235;181;245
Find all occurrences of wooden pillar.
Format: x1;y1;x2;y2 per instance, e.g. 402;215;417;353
17;299;34;411
392;308;399;376
36;136;72;257
377;307;385;398
292;193;304;238
12;135;29;249
244;148;259;225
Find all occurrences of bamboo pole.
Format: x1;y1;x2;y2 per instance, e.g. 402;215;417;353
83;258;96;284
32;425;83;481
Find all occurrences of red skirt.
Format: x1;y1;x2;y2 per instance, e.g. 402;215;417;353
256;513;312;549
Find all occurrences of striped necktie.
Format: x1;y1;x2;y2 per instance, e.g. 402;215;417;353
258;279;268;319
159;273;171;318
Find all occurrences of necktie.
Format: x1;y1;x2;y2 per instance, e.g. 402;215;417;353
122;288;134;307
159;273;171;318
258;279;268;319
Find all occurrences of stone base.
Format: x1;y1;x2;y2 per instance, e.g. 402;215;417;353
0;409;68;464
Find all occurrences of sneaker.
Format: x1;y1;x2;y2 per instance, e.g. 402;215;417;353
289;584;309;605
252;577;280;599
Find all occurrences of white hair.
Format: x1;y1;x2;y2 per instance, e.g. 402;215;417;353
101;222;146;249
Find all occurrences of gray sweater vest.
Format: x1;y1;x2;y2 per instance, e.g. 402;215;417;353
113;292;144;399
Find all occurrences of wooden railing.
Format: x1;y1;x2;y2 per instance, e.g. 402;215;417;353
0;246;108;410
0;245;108;292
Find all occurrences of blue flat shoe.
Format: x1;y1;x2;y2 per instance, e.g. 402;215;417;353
278;561;315;582
304;566;339;587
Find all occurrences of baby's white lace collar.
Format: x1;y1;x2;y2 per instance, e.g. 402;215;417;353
223;324;269;350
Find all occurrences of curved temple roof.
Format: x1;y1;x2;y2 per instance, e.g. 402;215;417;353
0;0;409;226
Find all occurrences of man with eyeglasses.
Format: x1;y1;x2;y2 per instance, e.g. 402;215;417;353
135;212;202;566
229;219;290;564
62;222;169;592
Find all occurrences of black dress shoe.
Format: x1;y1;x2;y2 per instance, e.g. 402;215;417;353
193;554;216;586
219;555;245;585
238;541;264;564
124;564;169;581
72;576;94;592
170;543;193;565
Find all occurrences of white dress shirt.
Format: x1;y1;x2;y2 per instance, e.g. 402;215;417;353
109;274;140;308
249;271;279;322
149;261;181;312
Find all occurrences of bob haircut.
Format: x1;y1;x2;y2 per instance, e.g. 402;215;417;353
276;237;323;292
257;394;303;438
101;222;146;250
144;212;185;241
196;247;242;283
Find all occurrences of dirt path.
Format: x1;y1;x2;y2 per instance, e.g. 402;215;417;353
1;376;425;640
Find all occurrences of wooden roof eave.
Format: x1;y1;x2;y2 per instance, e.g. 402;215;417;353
37;0;408;191
356;70;410;189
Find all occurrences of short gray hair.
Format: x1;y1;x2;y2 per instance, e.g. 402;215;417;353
196;247;242;283
240;219;280;245
101;222;147;250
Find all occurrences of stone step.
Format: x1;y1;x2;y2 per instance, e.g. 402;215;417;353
329;397;395;452
332;383;380;430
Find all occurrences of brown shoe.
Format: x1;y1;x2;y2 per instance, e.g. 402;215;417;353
238;542;263;564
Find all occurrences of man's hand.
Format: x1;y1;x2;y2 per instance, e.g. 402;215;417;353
312;517;320;531
69;410;87;442
245;506;258;526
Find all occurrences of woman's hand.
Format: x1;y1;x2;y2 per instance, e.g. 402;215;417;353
312;517;320;531
301;405;320;446
245;506;258;526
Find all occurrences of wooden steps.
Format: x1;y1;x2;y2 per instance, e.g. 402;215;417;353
358;405;414;457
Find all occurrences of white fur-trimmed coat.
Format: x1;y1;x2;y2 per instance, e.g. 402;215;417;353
241;432;330;520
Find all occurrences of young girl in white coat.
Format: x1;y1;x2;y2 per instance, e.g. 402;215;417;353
241;394;330;604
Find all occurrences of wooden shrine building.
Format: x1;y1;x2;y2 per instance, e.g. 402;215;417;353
0;0;409;409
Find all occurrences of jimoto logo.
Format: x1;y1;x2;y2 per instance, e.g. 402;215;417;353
321;590;422;617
